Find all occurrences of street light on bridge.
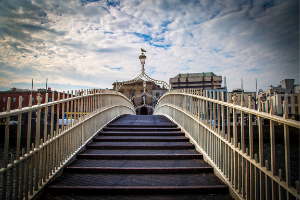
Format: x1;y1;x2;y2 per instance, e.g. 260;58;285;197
139;49;146;72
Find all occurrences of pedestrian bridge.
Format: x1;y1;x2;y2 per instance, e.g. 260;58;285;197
0;89;299;200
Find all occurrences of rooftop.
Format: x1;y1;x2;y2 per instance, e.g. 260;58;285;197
174;72;218;78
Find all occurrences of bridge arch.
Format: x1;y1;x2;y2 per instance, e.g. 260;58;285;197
136;104;153;115
140;106;148;115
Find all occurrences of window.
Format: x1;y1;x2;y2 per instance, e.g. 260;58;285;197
281;96;284;104
32;97;34;103
296;106;298;114
3;97;6;103
13;97;16;103
288;96;291;104
49;97;52;102
22;97;24;102
295;96;298;104
288;107;291;114
2;106;5;112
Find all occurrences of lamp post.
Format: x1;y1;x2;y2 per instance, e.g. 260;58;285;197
143;81;146;93
139;52;146;73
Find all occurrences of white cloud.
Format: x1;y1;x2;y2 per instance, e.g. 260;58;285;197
0;0;298;93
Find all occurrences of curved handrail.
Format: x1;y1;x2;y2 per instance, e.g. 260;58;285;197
154;89;300;199
0;89;135;199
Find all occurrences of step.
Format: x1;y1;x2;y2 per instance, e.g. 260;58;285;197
107;124;178;128
102;127;182;132
41;193;235;200
46;173;229;195
77;149;203;160
65;159;213;173
86;142;195;150
99;131;185;136
108;115;177;127
93;136;189;142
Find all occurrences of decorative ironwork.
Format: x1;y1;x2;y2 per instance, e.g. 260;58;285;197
115;49;171;91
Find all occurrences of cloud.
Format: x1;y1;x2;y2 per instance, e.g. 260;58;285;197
0;0;298;94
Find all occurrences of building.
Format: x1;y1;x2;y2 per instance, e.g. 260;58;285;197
228;89;256;111
169;72;222;90
0;87;68;124
112;80;168;115
204;89;256;125
257;79;300;116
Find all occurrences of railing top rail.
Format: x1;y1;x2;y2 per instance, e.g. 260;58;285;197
156;90;300;129
0;91;132;118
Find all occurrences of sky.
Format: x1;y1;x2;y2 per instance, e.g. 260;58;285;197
0;0;299;93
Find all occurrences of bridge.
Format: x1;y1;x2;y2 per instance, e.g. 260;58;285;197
0;51;299;200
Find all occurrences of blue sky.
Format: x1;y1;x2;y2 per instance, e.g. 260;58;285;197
0;0;298;92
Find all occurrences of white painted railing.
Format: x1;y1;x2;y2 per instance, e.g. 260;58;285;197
154;89;300;200
0;89;135;200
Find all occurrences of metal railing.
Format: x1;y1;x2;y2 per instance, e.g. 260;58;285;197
154;89;300;200
0;89;135;199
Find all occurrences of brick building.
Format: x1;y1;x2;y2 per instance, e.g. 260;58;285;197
0;87;68;124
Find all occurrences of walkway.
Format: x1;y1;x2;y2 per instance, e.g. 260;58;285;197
40;115;233;200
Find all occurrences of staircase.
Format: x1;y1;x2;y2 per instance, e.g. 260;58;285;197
41;115;234;200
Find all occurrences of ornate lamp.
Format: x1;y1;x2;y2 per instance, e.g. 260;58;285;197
139;49;147;72
139;53;146;64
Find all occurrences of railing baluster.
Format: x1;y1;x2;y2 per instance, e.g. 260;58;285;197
269;98;276;200
44;93;49;144
30;143;34;195
9;154;14;200
265;160;270;200
20;149;25;200
39;139;43;187
56;92;60;134
231;138;234;185
210;91;213;130
257;98;265;200
70;91;73;127
248;96;254;200
233;96;238;190
27;95;32;154
255;154;259;200
14;96;22;200
279;169;283;200
227;93;231;153
2;97;10;200
214;93;217;132
283;100;291;199
50;92;54;143
246;148;250;200
238;143;241;194
67;91;70;129
242;150;246;197
34;94;42;191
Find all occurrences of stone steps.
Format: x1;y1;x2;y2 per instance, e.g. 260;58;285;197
41;115;233;200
